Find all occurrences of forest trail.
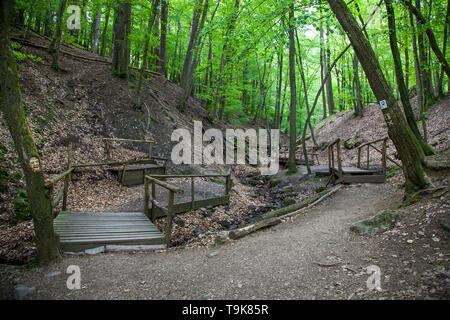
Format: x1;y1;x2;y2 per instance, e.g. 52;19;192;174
1;183;409;299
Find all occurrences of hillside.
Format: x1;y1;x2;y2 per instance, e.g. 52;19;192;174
299;95;450;167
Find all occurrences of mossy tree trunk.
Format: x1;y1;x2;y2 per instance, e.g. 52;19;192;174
327;0;430;194
47;0;67;70
0;0;60;263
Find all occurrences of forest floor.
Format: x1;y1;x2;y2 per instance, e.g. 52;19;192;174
0;168;448;299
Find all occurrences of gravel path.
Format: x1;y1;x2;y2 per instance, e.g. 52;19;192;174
1;183;403;299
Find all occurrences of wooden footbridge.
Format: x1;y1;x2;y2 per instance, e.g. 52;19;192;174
327;137;401;184
45;138;232;252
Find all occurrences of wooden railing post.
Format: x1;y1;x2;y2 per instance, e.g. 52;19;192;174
120;164;127;191
148;142;153;159
144;177;149;218
191;177;195;210
48;184;55;218
151;181;155;222
337;139;342;176
62;143;72;211
225;171;231;195
328;146;332;174
105;140;110;161
382;138;387;175
366;144;370;169
357;147;361;168
165;190;175;247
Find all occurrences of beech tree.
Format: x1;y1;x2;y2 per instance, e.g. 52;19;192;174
112;1;132;77
1;0;60;263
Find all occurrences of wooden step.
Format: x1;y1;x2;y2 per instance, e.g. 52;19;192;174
341;174;385;184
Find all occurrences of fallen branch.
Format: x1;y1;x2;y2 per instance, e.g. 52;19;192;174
228;217;281;240
257;184;343;221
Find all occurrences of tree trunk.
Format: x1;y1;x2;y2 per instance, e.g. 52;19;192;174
112;2;132;77
136;0;159;107
157;0;168;76
325;21;335;115
47;0;66;70
353;55;363;117
100;6;110;57
92;9;102;54
327;0;429;194
319;4;327;119
400;0;450;81
287;2;297;174
385;0;434;155
0;1;60;263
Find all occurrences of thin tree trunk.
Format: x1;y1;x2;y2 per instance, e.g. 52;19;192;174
158;0;168;76
287;2;297;174
100;7;110;57
92;10;102;54
385;0;434;154
47;0;66;70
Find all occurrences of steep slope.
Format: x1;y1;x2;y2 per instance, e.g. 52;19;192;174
300;96;450;167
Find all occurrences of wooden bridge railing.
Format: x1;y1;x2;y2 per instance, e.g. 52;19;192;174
144;175;184;246
45;144;73;218
144;170;232;246
103;138;155;161
357;137;401;174
328;138;343;182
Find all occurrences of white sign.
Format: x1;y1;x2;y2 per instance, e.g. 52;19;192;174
379;100;388;110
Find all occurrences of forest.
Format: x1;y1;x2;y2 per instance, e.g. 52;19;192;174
0;0;449;301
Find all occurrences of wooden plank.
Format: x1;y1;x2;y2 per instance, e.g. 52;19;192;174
342;175;385;184
152;196;230;218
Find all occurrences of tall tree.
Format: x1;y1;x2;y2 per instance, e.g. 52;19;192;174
326;0;430;194
157;0;168;76
287;2;297;174
0;0;60;263
112;1;132;77
47;0;67;70
385;0;434;155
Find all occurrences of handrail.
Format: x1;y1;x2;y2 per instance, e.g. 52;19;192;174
44;168;74;188
144;170;232;247
103;138;155;143
357;137;388;150
73;158;156;168
145;175;184;194
103;137;154;160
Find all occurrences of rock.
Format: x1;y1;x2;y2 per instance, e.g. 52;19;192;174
14;284;36;300
84;246;105;255
208;251;219;258
279;185;293;193
45;271;61;278
105;244;166;252
173;216;185;227
193;227;202;235
214;231;229;245
350;210;398;235
220;220;232;229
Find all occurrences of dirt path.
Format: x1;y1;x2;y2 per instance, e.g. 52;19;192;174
1;183;411;299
